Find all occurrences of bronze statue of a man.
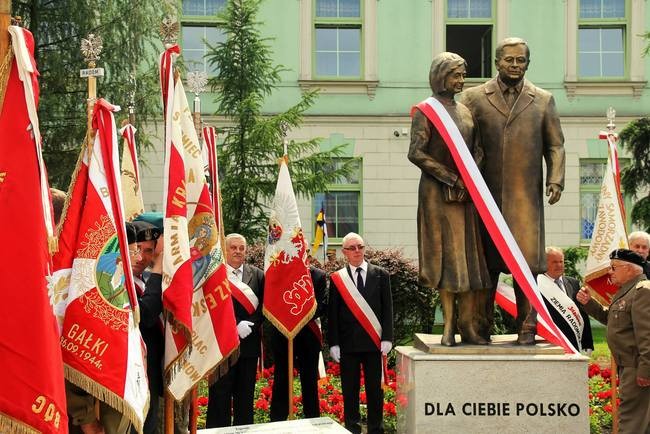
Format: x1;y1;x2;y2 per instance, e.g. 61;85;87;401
460;37;565;345
408;52;491;346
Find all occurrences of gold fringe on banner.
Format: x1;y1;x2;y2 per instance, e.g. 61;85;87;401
65;364;149;434
0;49;13;111
0;412;40;434
206;346;240;387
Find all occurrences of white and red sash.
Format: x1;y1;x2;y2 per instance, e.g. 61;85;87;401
331;268;381;349
229;278;259;315
413;97;577;354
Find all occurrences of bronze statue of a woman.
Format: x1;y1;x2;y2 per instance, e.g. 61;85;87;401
408;52;491;346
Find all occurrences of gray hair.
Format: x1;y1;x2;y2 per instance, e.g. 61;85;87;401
545;246;563;256
225;233;247;246
342;232;364;247
628;231;650;245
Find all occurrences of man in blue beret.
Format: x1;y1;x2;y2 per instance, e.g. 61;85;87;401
577;249;650;433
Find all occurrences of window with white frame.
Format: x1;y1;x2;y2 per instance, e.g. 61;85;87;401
578;0;626;78
313;158;362;241
314;0;362;79
181;0;227;75
445;0;494;78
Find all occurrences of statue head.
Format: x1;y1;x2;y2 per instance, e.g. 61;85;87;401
429;52;467;96
495;37;530;85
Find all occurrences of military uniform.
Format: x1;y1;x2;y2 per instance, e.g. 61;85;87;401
583;274;650;433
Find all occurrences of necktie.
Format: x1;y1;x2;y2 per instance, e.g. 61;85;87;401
505;87;517;108
356;268;364;292
555;277;566;293
233;269;241;281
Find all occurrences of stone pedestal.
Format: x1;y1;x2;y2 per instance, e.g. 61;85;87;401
396;334;590;434
199;417;349;433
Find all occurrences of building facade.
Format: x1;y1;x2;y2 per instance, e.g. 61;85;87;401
140;0;650;260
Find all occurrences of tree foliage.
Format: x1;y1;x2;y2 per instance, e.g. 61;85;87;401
620;117;650;231
206;0;353;241
12;0;167;189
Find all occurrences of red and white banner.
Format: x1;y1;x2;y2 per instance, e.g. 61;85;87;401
584;132;628;306
0;26;68;434
120;123;145;221
161;49;239;400
414;97;577;354
331;269;382;349
51;99;148;432
263;158;316;338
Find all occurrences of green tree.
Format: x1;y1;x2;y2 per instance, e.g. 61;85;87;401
206;0;352;241
620;117;650;231
12;0;166;189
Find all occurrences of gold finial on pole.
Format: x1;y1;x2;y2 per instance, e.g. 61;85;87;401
606;106;616;132
80;33;104;145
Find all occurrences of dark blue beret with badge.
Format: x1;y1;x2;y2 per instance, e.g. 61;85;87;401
610;248;646;267
125;222;137;245
131;220;162;243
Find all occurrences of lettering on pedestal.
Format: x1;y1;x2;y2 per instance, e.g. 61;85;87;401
424;402;581;417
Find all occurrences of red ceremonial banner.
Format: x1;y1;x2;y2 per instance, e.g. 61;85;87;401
0;26;68;434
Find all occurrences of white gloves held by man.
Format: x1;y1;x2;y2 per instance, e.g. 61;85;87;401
329;341;392;362
236;320;255;339
329;345;341;363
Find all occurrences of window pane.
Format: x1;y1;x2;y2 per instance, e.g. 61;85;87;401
579;52;601;77
182;26;205;50
580;191;599;240
182;0;226;15
316;28;337;51
316;52;338;76
578;28;600;51
183;50;205;71
448;0;469;18
601;28;623;51
335;192;359;235
339;28;360;51
470;0;491;18
602;0;625;18
316;0;337;17
579;0;601;18
339;52;360;76
602;52;624;76
339;0;361;17
580;162;606;185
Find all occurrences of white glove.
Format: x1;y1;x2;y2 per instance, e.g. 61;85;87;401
236;320;254;339
329;345;341;363
381;341;392;355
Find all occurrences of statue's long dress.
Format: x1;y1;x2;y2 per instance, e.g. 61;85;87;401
408;99;491;292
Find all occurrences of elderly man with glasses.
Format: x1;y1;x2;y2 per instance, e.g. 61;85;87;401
328;232;393;434
577;249;650;433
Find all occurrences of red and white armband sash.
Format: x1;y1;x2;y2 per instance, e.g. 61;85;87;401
331;268;382;349
229;279;259;315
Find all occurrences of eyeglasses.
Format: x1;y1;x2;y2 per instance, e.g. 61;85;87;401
343;245;365;252
129;248;142;257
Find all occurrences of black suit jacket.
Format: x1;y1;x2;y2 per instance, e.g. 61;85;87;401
233;263;265;358
328;263;393;353
138;273;164;396
563;276;594;351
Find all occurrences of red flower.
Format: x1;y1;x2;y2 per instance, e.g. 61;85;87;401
601;368;611;379
396;394;408;407
384;402;397;416
255;398;269;410
596;390;612;400
293;395;302;404
588;363;601;378
197;396;209;406
360;391;367;404
603;404;613;413
261;386;273;398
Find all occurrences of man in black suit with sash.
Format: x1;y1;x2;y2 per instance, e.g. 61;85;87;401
206;233;264;428
269;263;327;420
328;232;393;434
545;246;593;353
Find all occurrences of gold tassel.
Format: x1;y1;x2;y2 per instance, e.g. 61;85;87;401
0;49;13;112
0;413;40;434
48;235;59;255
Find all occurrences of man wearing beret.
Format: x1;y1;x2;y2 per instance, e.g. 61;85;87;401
577;249;650;433
129;221;164;434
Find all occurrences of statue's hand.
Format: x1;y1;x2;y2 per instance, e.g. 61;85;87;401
456;177;466;190
546;183;562;205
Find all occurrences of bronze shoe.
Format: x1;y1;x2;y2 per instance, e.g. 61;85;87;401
517;332;536;346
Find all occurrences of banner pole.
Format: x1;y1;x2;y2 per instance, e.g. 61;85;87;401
611;357;619;434
288;337;295;420
0;0;10;64
164;392;174;434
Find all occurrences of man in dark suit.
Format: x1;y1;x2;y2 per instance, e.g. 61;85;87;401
628;231;650;277
328;233;393;434
206;233;264;428
460;37;565;345
545;247;594;353
269;264;327;421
